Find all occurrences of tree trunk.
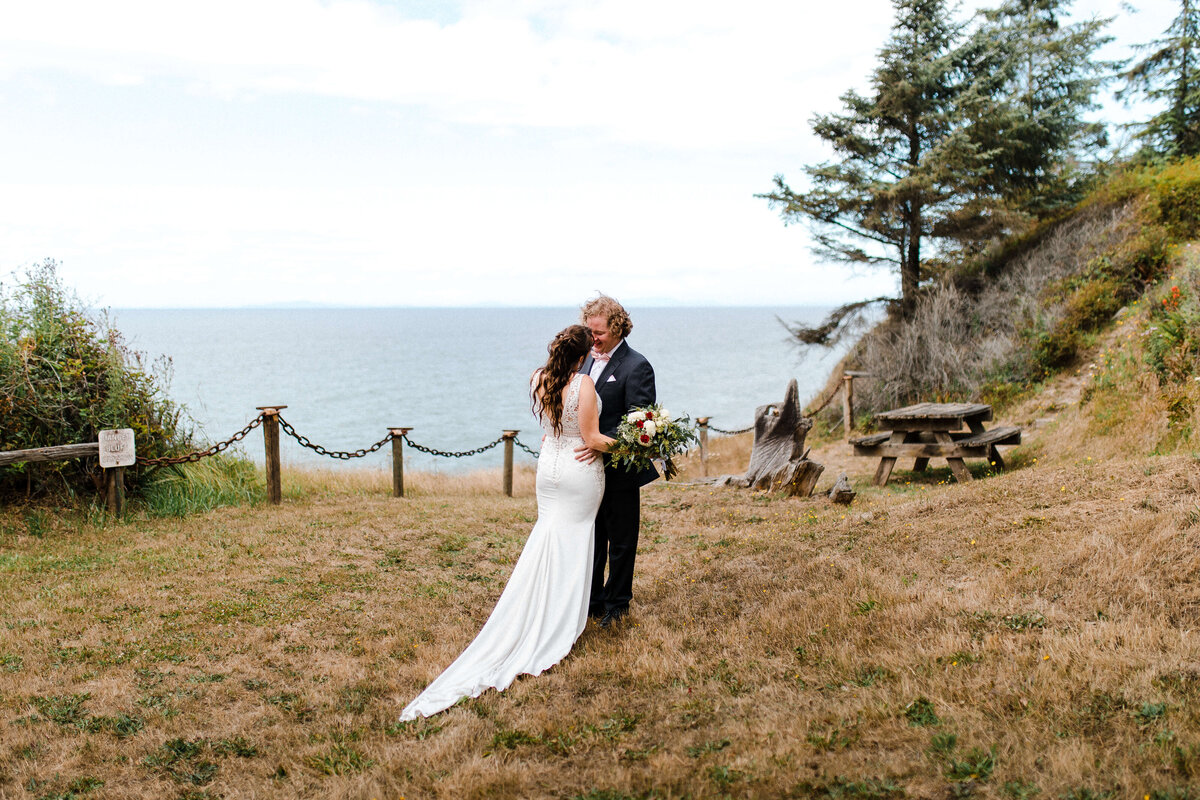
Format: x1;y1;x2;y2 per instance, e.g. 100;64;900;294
902;127;922;318
740;379;825;496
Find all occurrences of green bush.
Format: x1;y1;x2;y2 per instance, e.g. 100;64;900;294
1026;275;1128;377
1104;156;1200;242
1145;278;1200;386
0;260;192;498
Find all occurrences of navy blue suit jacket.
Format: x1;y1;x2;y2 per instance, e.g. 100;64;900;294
580;340;658;487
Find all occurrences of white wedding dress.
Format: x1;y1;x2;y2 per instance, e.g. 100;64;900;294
399;374;604;720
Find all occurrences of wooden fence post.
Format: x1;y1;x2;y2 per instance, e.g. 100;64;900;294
257;406;286;505
389;428;411;498
105;467;125;517
842;375;855;439
502;430;518;497
696;417;710;476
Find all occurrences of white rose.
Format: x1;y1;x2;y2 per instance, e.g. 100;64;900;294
629;411;646;422
642;420;657;437
658;409;672;422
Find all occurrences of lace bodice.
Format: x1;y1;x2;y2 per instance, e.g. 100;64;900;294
538;373;594;439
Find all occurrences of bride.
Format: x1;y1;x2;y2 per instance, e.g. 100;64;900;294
399;325;614;720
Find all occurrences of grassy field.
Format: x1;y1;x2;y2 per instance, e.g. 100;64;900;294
4;341;1200;798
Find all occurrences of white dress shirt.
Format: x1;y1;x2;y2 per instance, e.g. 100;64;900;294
589;340;622;383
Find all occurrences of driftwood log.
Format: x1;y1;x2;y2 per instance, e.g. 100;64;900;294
707;379;824;496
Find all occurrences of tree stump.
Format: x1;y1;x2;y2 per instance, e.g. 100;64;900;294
739;379;824;496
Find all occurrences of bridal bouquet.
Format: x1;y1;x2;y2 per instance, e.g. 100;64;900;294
608;404;698;481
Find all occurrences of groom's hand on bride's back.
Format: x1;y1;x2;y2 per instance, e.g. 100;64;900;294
574;443;600;464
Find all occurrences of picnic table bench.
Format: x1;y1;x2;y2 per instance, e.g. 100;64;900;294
850;402;1021;486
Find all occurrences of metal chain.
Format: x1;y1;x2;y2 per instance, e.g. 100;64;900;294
133;413;758;468
708;423;753;435
135;414;266;466
276;415;394;460
514;437;540;459
401;432;504;459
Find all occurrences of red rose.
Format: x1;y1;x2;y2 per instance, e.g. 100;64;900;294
636;420;644;429
639;434;650;444
645;411;654;419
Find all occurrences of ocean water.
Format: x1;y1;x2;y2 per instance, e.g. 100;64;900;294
110;307;844;472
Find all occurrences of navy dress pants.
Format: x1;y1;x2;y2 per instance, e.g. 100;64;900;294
590;470;640;616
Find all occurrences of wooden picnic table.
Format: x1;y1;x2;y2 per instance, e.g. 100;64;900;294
850;402;1021;486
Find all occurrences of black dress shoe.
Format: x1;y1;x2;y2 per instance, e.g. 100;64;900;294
599;609;628;628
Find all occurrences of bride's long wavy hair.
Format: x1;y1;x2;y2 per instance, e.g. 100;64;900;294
532;325;592;436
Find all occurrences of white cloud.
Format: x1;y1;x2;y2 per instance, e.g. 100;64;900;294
0;0;897;149
0;0;1178;308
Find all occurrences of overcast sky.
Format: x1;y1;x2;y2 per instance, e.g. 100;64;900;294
0;0;1174;308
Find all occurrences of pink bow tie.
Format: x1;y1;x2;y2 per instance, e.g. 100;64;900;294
591;348;611;363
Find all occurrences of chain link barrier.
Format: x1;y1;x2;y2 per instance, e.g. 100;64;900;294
132;411;754;469
401;432;504;459
514;437;540;459
135;414;266;466
276;414;394;460
707;423;754;435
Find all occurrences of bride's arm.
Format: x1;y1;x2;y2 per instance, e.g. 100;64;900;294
578;376;614;453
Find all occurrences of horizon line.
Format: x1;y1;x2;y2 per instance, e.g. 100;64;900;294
107;301;842;311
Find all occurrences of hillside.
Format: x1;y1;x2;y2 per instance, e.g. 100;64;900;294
4;172;1200;798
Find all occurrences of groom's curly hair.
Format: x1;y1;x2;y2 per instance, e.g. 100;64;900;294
580;294;633;339
532;325;592;436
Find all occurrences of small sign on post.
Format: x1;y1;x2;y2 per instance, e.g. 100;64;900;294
98;429;136;468
99;429;135;517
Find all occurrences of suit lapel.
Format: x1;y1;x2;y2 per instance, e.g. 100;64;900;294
580;355;595;375
596;341;626;387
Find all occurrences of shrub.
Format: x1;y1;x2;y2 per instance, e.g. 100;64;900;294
1145;278;1200;386
0;260;192;498
1103;155;1200;242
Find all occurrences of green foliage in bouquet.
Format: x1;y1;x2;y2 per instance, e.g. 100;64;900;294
0;260;194;498
608;404;698;481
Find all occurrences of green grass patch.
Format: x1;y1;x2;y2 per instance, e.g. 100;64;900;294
904;697;940;727
139;456;262;517
306;742;374;775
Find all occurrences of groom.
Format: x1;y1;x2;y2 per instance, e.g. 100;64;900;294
576;294;657;628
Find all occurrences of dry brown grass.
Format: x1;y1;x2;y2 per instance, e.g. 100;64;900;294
5;332;1200;798
279;461;539;499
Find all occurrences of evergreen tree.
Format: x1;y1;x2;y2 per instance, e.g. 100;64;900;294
1120;0;1200;158
962;0;1117;219
760;0;984;316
